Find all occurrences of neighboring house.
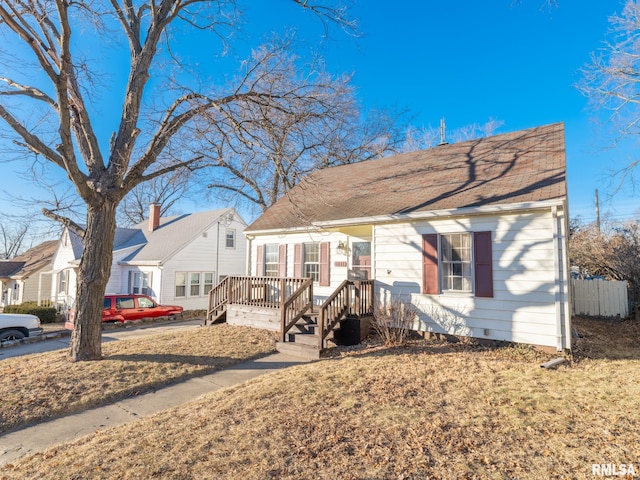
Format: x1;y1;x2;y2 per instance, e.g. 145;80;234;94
0;241;57;308
50;206;247;310
244;123;571;351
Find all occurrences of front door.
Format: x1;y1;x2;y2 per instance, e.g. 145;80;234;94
351;241;371;280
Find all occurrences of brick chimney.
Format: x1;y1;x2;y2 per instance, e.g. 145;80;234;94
149;203;161;232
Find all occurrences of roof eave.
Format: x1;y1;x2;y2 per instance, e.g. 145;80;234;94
246;198;567;234
117;261;163;267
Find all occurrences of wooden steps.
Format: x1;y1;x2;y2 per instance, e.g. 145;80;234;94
275;341;321;360
276;312;326;359
275;312;344;359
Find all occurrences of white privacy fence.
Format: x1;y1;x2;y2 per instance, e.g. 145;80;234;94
571;278;629;318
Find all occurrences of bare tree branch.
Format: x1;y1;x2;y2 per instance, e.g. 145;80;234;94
580;0;640;193
0;0;359;361
0;222;28;259
41;208;86;239
119;169;191;225
0;77;58;107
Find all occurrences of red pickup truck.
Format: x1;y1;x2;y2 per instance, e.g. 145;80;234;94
65;294;183;329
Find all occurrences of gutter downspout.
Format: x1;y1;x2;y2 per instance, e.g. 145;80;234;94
38;271;43;306
157;265;164;305
246;235;254;276
551;206;564;351
562;200;572;349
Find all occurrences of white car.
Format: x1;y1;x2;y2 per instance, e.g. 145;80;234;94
0;313;42;342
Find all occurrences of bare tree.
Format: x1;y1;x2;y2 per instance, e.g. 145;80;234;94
194;39;404;213
118;170;190;226
580;0;640;190
0;221;29;259
0;0;355;361
400;118;505;152
570;216;640;304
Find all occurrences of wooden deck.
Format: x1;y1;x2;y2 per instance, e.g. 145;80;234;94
207;276;374;357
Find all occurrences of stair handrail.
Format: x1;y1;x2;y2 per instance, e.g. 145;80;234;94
280;277;313;342
206;276;231;323
318;279;375;349
318;280;351;349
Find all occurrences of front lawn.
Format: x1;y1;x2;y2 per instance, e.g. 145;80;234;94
0;324;275;434
3;317;638;479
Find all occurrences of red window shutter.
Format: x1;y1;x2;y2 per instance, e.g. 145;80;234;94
294;244;302;277
319;242;330;286
278;244;287;277
422;234;438;294
474;231;493;298
256;245;264;276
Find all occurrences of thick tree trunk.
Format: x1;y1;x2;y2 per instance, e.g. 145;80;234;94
68;201;117;361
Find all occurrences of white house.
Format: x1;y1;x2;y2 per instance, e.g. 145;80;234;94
50;206;247;310
243;123;571;351
0;240;57;308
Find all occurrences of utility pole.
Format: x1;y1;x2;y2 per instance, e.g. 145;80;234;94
595;189;601;235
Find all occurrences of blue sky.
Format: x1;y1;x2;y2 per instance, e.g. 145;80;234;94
242;0;635;222
0;0;638;232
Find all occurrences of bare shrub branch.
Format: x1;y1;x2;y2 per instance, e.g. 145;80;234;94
372;296;417;347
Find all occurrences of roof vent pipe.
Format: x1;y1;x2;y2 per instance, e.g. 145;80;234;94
437;118;449;146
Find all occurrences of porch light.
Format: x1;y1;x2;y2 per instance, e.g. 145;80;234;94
337;240;350;256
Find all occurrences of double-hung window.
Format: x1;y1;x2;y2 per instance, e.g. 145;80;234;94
264;244;279;277
226;229;235;249
422;231;493;297
292;242;329;286
175;273;187;297
176;271;214;298
190;273;201;296
204;273;214;295
440;233;472;292
303;243;320;282
58;270;69;294
129;271;151;295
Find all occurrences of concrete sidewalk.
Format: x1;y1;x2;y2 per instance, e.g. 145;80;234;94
0;352;309;466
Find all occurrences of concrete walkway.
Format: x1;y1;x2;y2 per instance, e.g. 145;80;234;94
0;352;309;466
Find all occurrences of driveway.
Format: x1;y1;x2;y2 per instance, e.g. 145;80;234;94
0;319;203;360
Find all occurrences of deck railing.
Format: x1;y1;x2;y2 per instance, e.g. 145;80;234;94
206;276;312;323
207;276;374;350
318;280;374;349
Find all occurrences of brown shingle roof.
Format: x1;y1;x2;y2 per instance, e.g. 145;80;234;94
246;123;567;232
0;240;57;279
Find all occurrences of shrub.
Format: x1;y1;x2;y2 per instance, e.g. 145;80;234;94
3;304;58;323
372;296;417;346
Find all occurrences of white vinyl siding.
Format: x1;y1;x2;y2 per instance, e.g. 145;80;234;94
250;230;366;301
373;209;569;349
160;216;246;310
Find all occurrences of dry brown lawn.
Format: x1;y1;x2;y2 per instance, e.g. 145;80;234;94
2;317;640;480
0;324;275;434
